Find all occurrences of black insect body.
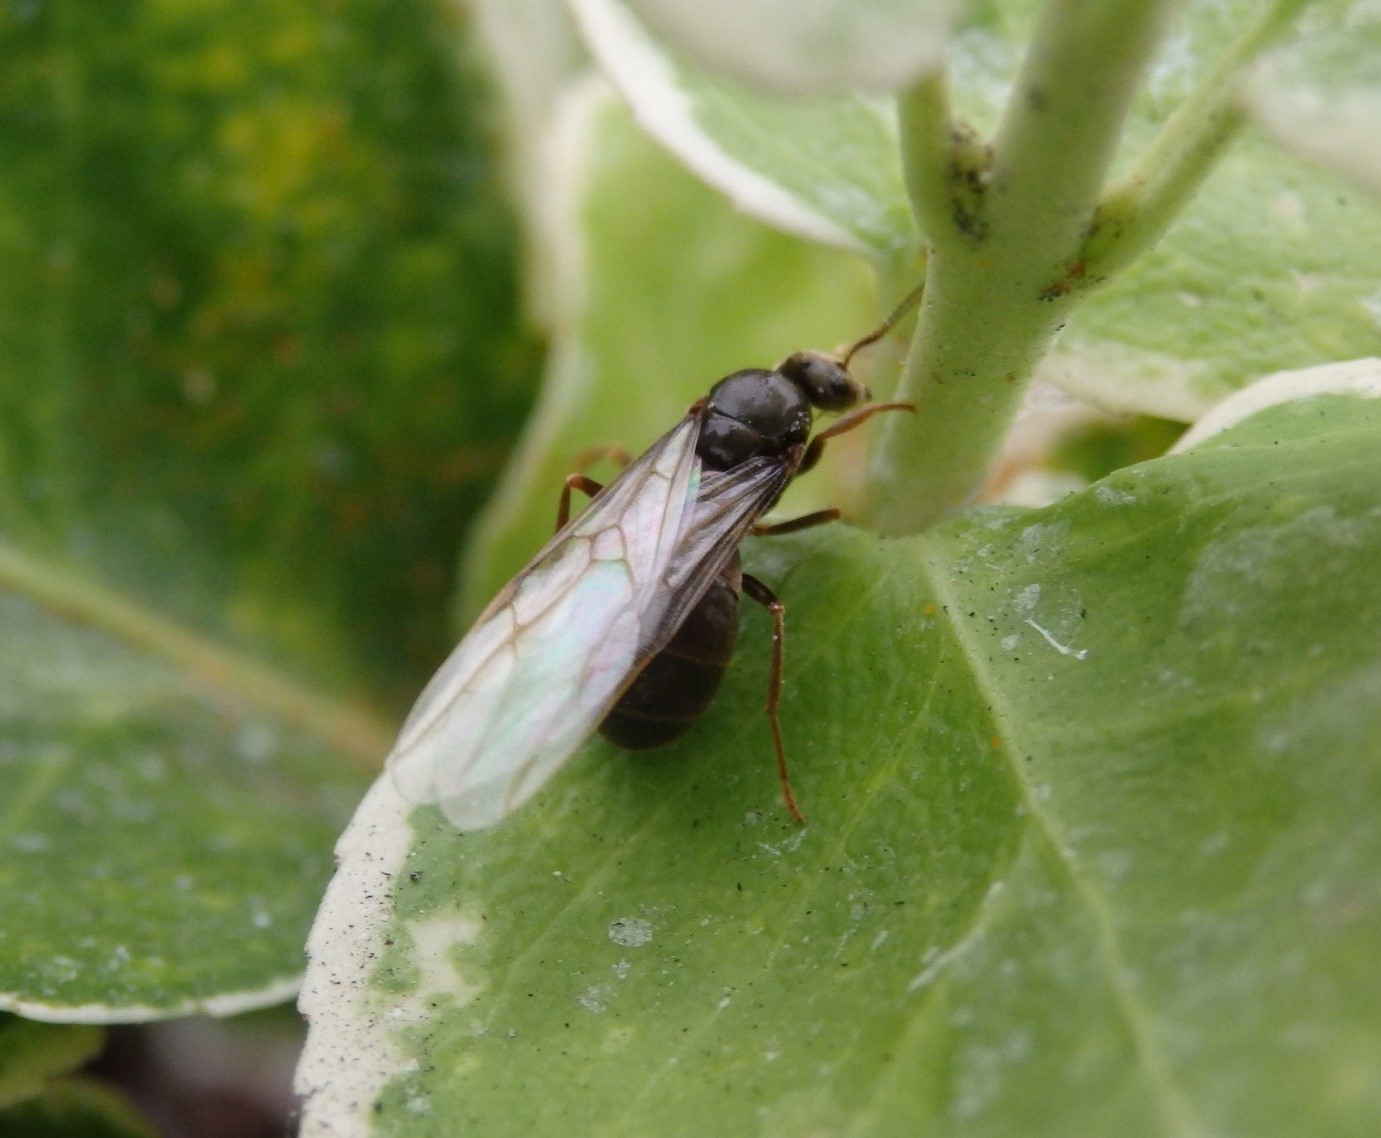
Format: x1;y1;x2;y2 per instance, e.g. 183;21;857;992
598;355;902;819
598;559;741;752
388;296;919;832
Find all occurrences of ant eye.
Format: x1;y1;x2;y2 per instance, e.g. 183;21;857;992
777;351;866;412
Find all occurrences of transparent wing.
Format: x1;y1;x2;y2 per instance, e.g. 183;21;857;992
635;456;794;658
387;412;705;831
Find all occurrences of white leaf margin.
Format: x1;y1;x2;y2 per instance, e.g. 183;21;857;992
1246;76;1381;197
570;0;871;252
0;976;302;1026
294;778;417;1137
1170;356;1381;452
1242;0;1381;199
622;0;951;96
1035;338;1229;423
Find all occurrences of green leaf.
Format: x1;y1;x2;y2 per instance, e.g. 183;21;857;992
0;1079;158;1138
570;0;919;255
0;0;536;1020
0;573;370;1020
0;1016;103;1109
576;0;1381;422
460;87;882;614
0;0;533;697
1169;356;1381;451
1048;135;1381;420
295;391;1381;1135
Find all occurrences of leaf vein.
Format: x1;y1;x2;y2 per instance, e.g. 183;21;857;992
917;538;1212;1138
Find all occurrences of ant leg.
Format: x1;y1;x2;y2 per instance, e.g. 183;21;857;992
556;474;603;530
569;443;631;471
838;280;925;367
752;508;840;537
554;444;631;530
742;573;805;825
799;401;915;473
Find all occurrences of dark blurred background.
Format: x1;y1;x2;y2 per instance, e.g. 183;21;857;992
0;0;536;1133
0;0;537;703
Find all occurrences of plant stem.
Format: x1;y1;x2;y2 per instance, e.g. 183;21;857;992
1080;0;1313;283
862;0;1182;532
896;71;960;245
0;540;395;767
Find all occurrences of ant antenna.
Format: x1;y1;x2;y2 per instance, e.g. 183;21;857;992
840;281;925;368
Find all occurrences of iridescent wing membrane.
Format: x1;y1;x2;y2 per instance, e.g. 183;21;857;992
388;408;794;831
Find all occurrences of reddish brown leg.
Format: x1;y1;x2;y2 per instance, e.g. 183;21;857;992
752;508;841;537
555;444;633;529
556;474;604;530
569;442;632;472
742;573;805;825
799;401;915;473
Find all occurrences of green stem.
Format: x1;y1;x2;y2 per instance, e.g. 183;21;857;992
0;541;395;768
862;0;1182;532
896;71;964;246
1080;0;1313;283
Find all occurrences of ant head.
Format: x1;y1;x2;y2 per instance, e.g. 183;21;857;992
775;350;869;413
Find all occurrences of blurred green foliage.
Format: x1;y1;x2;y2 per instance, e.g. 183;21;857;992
0;0;537;702
1052;415;1186;483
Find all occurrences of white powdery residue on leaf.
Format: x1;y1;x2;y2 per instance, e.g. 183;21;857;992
1256;661;1381;772
570;0;863;251
1180;504;1371;640
1094;482;1137;506
909;880;1005;993
608;916;654;948
908;938;970;994
953;1025;1034;1120
1015;521;1068;564
578;983;616;1013
757;828;809;858
1022;619;1088;661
